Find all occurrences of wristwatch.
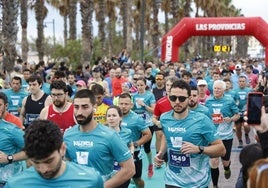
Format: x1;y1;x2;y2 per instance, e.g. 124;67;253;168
7;155;13;164
134;142;139;148
198;146;204;154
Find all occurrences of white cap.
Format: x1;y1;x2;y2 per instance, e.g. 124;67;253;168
235;64;242;69
197;79;208;86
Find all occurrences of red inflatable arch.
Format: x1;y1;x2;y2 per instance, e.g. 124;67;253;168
161;17;268;66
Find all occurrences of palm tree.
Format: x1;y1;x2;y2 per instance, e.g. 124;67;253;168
33;0;48;61
151;0;161;62
120;0;133;52
49;0;70;46
80;0;94;65
95;0;106;51
1;0;19;72
69;0;77;40
20;0;28;62
106;0;118;57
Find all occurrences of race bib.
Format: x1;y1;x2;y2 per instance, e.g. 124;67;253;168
212;113;224;124
169;149;190;167
76;152;89;165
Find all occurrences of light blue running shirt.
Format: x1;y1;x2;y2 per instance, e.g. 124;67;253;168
121;110;148;144
132;91;156;127
160;110;220;188
4;161;103;188
0;119;25;182
205;95;239;140
63;124;132;180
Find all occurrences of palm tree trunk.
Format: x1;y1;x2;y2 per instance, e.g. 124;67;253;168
35;0;47;61
69;0;77;40
2;0;19;72
80;0;94;65
97;0;106;51
152;0;161;63
20;0;28;62
64;15;68;46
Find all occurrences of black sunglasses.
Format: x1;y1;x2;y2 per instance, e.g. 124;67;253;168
169;95;188;102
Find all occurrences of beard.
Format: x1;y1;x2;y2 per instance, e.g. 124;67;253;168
53;100;65;108
76;111;94;126
37;156;62;179
173;105;188;114
188;101;197;108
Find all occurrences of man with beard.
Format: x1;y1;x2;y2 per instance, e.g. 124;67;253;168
154;80;226;188
63;89;135;188
188;86;210;117
5;119;103;188
39;80;76;133
118;93;151;188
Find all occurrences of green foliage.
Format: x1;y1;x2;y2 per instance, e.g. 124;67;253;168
52;40;82;67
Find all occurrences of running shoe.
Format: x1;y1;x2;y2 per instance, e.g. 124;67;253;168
238;140;243;148
224;169;231;179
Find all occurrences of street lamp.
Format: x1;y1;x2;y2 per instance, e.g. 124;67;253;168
44;19;55;47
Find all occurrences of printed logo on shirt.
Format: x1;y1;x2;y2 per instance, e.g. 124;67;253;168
168;127;186;133
73;141;94;147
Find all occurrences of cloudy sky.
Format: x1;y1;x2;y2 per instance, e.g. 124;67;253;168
23;0;268;43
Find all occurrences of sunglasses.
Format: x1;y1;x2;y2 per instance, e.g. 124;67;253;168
169;95;188;102
155;78;163;81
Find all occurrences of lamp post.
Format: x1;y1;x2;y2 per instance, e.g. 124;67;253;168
44;19;55;47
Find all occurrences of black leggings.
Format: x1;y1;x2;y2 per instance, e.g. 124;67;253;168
143;126;154;153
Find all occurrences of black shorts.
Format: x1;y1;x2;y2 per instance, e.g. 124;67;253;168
235;112;245;123
132;151;143;179
153;124;163;131
221;139;233;161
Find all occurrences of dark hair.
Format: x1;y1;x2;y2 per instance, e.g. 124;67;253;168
12;76;22;84
136;77;149;90
0;92;8;104
181;71;192;78
28;75;43;85
190;85;198;91
24;120;63;159
239;143;263;187
74;89;96;105
50;80;68;92
107;105;123;117
54;70;66;79
91;83;105;95
23;68;31;73
119;92;132;100
170;80;191;97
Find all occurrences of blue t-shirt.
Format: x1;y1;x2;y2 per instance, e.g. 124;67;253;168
132;91;156;127
205;95;239;140
63;124;132;180
2;89;28;117
0;119;25;182
118;126;132;147
234;87;252;111
160;110;219;188
191;104;210;117
4;161;103;188
121;110;148;145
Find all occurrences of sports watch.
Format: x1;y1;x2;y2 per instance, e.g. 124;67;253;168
198;146;204;154
7;155;13;164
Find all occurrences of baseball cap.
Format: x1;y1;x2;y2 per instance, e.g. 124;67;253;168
197;79;208;86
76;80;86;87
235;64;242;70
